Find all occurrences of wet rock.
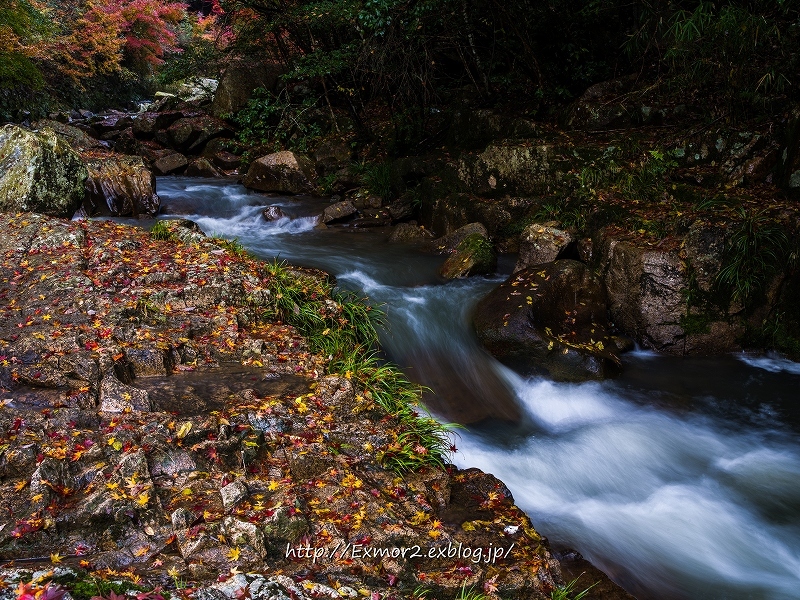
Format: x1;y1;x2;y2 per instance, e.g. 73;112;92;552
150;450;197;479
389;222;433;242
350;207;391;227
83;154;159;217
262;206;287;222
515;223;574;272
172;507;193;531
211;150;241;171
30;458;72;508
153;152;188;175
186;157;222;178
322;200;357;223
223;516;266;555
385;192;415;221
474;260;620;381
242;151;318;195
260;506;308;542
99;375;152;412
159;218;207;244
439;232;496;279
289;445;334;479
92;114;134;135
125;348;169;377
430;222;489;253
33;120;105;151
132;111;183;138
220;479;249;510
455;142;574;197
166;116;231;154
599;234;688;351
0;124;88;217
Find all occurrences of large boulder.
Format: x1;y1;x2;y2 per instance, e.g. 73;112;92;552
439;232;497;279
474;259;620;381
83;154;160;217
0;124;88;217
598;233;688;352
242;151;318;195
164;116;231;154
430;222;489;253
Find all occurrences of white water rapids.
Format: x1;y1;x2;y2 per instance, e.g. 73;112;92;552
149;179;800;600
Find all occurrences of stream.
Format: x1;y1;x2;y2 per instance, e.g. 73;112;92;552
150;178;800;600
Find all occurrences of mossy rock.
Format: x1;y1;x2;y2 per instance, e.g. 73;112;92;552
0;124;88;217
439;232;497;279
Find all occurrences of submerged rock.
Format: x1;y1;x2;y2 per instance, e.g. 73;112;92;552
0;124;87;217
474;259;620;381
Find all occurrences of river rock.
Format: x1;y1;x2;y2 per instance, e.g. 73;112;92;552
262;205;287;221
599;233;688;351
33;119;106;151
132;111;183;138
515;223;574;272
186;157;222;178
439;232;496;279
83;154;160;217
562;76;635;130
0;124;88;217
242;151;318;195
389;222;433;242
322;200;357;223
99;374;153;412
153;152;189;175
165;115;231;154
474;259;620;381
430;222;489;253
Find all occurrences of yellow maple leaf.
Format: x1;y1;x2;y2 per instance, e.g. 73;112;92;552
50;553;63;564
227;546;241;561
267;480;280;492
14;480;28;492
136;492;150;506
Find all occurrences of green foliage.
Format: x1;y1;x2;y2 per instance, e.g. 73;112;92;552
357;160;394;200
69;577;144;600
535;199;590;232
455;584;489;600
627;1;799;115
210;234;247;256
231;88;324;153
550;574;597;600
149;220;176;241
716;208;789;308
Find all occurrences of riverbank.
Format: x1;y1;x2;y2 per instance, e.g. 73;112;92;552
0;212;566;600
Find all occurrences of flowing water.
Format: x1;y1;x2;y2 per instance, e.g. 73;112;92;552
153;178;800;600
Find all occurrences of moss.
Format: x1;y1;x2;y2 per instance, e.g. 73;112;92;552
459;232;494;267
679;312;714;335
69;577;145;600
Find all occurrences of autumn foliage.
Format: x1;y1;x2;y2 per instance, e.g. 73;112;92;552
1;0;190;113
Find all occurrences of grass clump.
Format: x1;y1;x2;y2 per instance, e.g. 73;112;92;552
149;220;177;242
209;234;247;257
716;208;789;309
551;574;597;600
264;259;455;473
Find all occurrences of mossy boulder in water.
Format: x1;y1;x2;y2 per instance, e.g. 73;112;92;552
0;124;87;217
474;259;621;381
439;232;497;278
